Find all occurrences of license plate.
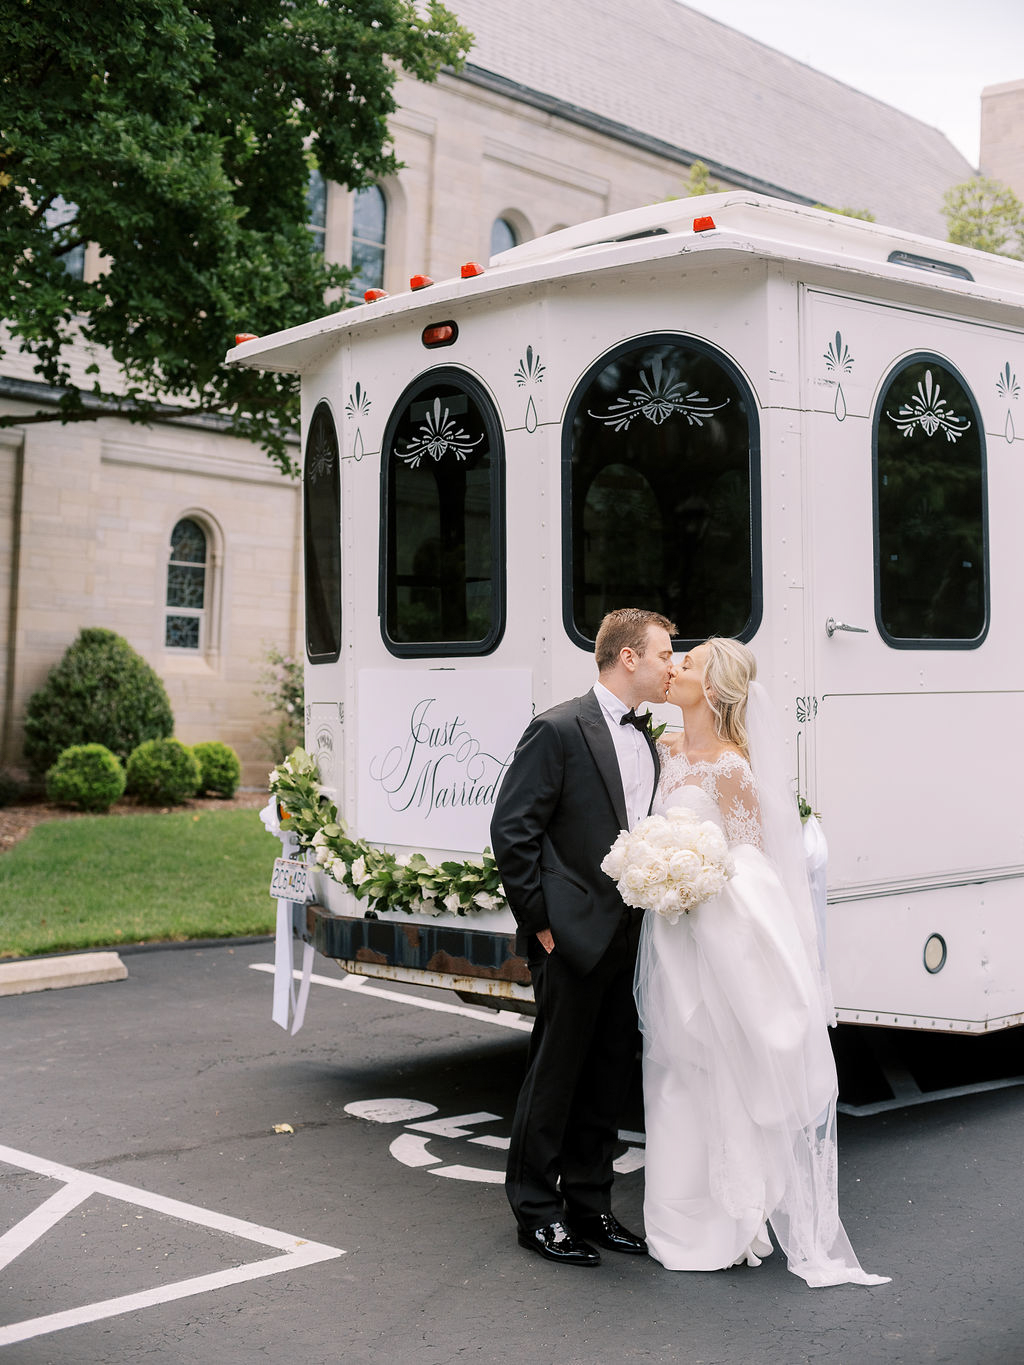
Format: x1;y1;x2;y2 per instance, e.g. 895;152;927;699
270;857;315;902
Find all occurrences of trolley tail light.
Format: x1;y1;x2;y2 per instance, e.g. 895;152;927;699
692;215;716;233
422;321;459;348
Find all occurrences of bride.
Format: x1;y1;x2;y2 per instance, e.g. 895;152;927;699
635;637;889;1288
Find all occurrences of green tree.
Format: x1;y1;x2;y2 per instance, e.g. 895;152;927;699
0;0;471;473
943;175;1024;259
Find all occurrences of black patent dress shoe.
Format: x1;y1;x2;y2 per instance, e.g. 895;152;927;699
573;1213;647;1255
517;1221;601;1266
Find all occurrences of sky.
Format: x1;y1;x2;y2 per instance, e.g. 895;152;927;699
678;0;1024;166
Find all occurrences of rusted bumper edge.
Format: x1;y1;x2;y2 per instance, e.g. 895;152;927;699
308;904;534;1006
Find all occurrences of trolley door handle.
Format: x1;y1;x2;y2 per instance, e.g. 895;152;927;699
825;617;869;638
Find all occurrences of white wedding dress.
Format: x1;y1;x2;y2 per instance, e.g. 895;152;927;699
635;746;889;1288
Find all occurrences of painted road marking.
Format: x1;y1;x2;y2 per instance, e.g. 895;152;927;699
0;1144;344;1348
249;963;535;1032
343;1100;645;1185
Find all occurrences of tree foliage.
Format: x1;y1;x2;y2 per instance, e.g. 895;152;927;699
0;0;471;472
943;176;1024;259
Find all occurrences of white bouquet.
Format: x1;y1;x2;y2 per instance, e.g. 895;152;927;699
601;807;734;923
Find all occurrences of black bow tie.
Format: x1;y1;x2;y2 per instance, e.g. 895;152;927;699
620;708;650;733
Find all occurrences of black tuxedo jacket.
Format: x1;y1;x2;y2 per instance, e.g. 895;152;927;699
490;690;660;976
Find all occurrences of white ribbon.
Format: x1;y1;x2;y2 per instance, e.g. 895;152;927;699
802;814;830;973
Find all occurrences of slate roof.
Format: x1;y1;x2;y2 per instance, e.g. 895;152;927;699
445;0;975;240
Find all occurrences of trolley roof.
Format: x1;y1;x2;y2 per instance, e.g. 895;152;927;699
226;192;1024;376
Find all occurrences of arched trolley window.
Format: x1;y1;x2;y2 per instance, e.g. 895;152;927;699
304;401;341;663
381;369;505;656
563;335;762;648
873;356;988;647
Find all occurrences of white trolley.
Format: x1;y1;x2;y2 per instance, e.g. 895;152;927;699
232;193;1024;1035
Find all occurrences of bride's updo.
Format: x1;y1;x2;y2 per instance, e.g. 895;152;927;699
700;638;757;758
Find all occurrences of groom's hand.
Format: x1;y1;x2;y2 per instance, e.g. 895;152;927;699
536;929;555;954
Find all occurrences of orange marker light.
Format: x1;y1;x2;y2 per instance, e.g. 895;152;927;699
364;289;388;303
234;333;258;344
461;261;485;278
693;216;716;233
410;274;434;290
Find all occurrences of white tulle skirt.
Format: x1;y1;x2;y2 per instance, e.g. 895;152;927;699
635;844;889;1288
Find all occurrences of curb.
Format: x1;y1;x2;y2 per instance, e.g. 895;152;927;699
0;951;128;998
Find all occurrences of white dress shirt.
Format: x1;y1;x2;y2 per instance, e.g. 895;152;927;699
593;681;656;830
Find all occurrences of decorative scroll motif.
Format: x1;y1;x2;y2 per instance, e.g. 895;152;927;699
345;383;371;462
997;361;1019;444
823;330;854;422
345;382;372;419
885;369;970;443
514;345;545;387
795;696;818;724
587;357;729;432
307;418;337;483
395;396;483;468
515;346;545;433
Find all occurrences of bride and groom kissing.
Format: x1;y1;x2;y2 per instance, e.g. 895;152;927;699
490;608;888;1288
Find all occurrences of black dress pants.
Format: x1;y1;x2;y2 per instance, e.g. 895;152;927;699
505;909;643;1231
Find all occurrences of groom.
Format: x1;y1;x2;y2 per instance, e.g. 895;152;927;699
490;607;676;1266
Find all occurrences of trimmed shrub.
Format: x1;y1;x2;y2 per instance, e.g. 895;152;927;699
126;738;201;805
24;628;174;775
192;741;241;798
45;744;126;813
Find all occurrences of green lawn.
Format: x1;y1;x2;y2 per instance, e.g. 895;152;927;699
0;809;278;958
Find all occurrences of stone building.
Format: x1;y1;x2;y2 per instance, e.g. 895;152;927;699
0;0;1005;786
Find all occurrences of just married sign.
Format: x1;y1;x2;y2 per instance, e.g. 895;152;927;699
356;669;532;852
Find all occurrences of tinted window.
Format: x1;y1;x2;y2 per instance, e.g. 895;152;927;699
382;371;504;655
304;401;341;662
564;336;760;646
874;357;987;646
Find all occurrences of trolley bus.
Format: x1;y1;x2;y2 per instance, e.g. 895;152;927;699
231;192;1024;1035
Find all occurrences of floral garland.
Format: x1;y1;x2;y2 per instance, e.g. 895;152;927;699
268;748;507;919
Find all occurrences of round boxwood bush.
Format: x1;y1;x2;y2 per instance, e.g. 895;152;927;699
192;741;241;798
45;744;126;813
126;738;201;805
24;628;174;775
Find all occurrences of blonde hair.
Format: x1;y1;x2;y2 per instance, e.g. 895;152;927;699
699;637;757;759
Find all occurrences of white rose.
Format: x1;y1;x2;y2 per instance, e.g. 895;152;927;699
444;892;462;913
311;829;327;847
315;845;331;865
473;891;498;910
350;856;368;885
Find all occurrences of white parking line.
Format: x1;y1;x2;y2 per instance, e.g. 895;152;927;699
0;1144;344;1347
248;963;535;1031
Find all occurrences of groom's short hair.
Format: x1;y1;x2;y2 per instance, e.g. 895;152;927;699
595;608;677;673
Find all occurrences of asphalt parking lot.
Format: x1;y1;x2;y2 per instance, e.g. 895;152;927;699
2;940;1023;1365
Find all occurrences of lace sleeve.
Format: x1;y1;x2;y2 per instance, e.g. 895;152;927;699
715;753;764;850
